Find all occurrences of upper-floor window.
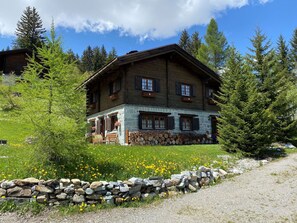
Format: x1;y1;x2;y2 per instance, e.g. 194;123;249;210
181;84;191;96
176;82;195;97
207;88;214;98
142;78;153;92
109;78;121;95
135;76;160;93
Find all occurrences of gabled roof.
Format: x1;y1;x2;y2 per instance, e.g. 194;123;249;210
81;44;220;87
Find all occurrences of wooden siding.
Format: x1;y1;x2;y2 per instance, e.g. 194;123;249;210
86;53;220;114
0;53;28;76
87;70;125;115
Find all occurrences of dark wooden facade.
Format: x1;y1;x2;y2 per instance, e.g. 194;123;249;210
0;49;31;76
84;44;220;115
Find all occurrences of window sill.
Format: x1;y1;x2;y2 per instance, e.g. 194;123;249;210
181;96;192;102
142;91;156;98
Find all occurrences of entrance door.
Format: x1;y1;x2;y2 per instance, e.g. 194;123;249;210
211;116;218;143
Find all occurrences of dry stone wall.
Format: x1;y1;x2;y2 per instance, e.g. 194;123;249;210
0;166;228;206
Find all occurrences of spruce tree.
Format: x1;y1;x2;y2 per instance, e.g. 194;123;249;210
217;48;272;156
189;31;201;57
290;28;297;78
107;47;117;63
197;18;228;71
178;29;191;53
92;46;102;71
80;45;94;72
14;6;46;50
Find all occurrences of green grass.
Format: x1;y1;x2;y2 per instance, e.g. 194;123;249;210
0;109;235;182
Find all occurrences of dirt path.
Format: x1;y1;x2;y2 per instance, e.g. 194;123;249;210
2;153;297;223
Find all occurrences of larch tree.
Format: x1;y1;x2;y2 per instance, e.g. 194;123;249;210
197;18;228;71
14;6;46;50
18;25;86;165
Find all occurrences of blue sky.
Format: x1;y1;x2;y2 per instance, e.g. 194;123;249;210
0;0;296;57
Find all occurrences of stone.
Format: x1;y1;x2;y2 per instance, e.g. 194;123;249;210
45;180;60;189
129;184;142;195
90;181;103;190
212;171;220;180
0;188;6;197
128;177;144;185
7;186;22;196
56;193;67;200
167;186;178;192
218;169;228;176
14;178;39;186
75;188;85;195
199;177;210;186
71;179;81;186
164;179;173;187
141;192;156;200
1;181;15;189
36;195;47;203
85;188;94;195
159;192;168;198
119;185;129;193
122;180;133;187
60;178;71;186
64;185;75;194
35;185;54;193
103;195;114;205
130;192;141;199
188;184;198;192
115;197;124;204
72;194;85;203
260;160;269;165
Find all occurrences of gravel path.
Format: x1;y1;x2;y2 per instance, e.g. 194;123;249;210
2;153;297;223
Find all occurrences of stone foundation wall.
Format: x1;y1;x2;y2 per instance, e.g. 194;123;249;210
0;166;228;206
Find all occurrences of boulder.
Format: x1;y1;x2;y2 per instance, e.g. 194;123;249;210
14;178;39;186
7;186;22;196
0;188;6;197
75;188;85;195
36;195;47;203
85;188;94;195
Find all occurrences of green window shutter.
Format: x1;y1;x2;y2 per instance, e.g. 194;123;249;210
168;116;175;130
176;82;181;95
135;76;142;90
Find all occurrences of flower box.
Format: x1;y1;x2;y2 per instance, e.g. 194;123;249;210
109;93;119;101
181;96;192;102
142;91;156;98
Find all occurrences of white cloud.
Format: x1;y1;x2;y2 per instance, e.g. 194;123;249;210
0;0;270;39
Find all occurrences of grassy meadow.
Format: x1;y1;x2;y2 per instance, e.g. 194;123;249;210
0;110;235;182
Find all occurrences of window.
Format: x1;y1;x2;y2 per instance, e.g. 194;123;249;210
207;88;214;98
142;78;153;92
179;115;199;131
176;82;194;97
139;113;174;130
181;116;192;131
109;78;121;95
181;84;191;96
135;76;160;93
154;116;166;129
141;115;153;129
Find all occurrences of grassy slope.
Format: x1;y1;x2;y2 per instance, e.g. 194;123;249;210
0;110;234;181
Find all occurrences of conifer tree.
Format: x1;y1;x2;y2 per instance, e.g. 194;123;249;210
179;29;191;53
189;31;201;57
290;28;297;77
18;25;86;164
14;6;46;50
217;48;272;156
80;45;94;72
92;46;102;71
197;18;228;71
107;47;117;63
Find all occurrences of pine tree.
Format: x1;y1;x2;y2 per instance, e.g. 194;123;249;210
18;24;86;164
217;48;272;156
14;6;46;50
178;29;191;53
276;35;290;72
197;18;228;71
80;46;94;72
